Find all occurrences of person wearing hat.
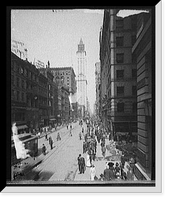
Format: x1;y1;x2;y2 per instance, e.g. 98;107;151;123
109;162;115;179
103;162;114;181
115;162;121;178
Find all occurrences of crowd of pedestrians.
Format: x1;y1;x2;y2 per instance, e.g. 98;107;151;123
77;118;136;182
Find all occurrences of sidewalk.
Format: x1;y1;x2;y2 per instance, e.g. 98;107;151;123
74;138;137;182
74;139;110;181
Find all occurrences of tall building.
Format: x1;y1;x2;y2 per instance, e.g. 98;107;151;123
76;38;87;117
38;62;57;127
50;67;76;95
100;9;138;134
11;52;49;131
50;67;77;122
99;9;153;180
132;11;153;180
95;62;101;117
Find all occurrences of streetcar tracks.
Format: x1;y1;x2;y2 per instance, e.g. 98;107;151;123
34;123;80;180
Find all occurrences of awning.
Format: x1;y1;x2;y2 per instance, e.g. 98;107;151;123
17;125;28;130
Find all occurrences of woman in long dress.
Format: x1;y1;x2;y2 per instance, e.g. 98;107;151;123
86;153;91;167
12;122;30;159
90;165;96;181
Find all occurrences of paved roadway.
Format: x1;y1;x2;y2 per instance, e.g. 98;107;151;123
33;121;86;181
34;121;129;182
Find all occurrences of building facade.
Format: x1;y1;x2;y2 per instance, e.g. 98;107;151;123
132;12;153;180
99;9;153;180
11;52;59;131
50;67;76;95
39;63;58;127
38;73;48;127
50;66;77;123
11;52;45;131
95;62;101;118
11;52;28;132
100;9;138;134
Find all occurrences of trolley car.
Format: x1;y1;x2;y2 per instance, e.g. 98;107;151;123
11;133;38;165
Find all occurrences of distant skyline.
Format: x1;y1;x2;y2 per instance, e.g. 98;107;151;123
11;9;104;113
11;8;148;113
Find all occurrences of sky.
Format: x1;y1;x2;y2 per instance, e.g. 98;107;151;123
11;9;148;113
11;9;104;113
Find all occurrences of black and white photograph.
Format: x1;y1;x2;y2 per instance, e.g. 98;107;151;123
4;4;163;193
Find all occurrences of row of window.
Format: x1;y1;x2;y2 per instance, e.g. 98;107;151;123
116;85;137;96
12;61;38;82
116;69;137;79
116;102;137;113
11;88;54;107
116;52;137;64
12;112;25;122
116;35;136;47
11;90;26;102
52;70;71;76
116;18;137;30
12;75;37;91
12;74;55;95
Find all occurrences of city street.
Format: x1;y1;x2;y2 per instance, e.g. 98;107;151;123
11;120;137;183
9;9;155;185
24;122;133;182
33;122;86;181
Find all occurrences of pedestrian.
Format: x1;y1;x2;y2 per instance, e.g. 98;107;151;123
101;145;106;158
121;168;127;180
79;156;86;174
42;144;47;155
57;132;61;141
108;162;116;180
49;136;53;150
103;165;113;181
114;162;121;178
79;132;82;140
94;138;97;152
84;133;87;142
45;133;48;140
77;154;82;173
83;141;87;153
70;129;72;136
90;165;96;181
88;148;93;165
86;152;91;167
126;165;134;180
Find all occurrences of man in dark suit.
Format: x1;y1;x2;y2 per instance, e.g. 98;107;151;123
79;156;86;174
77;154;82;173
